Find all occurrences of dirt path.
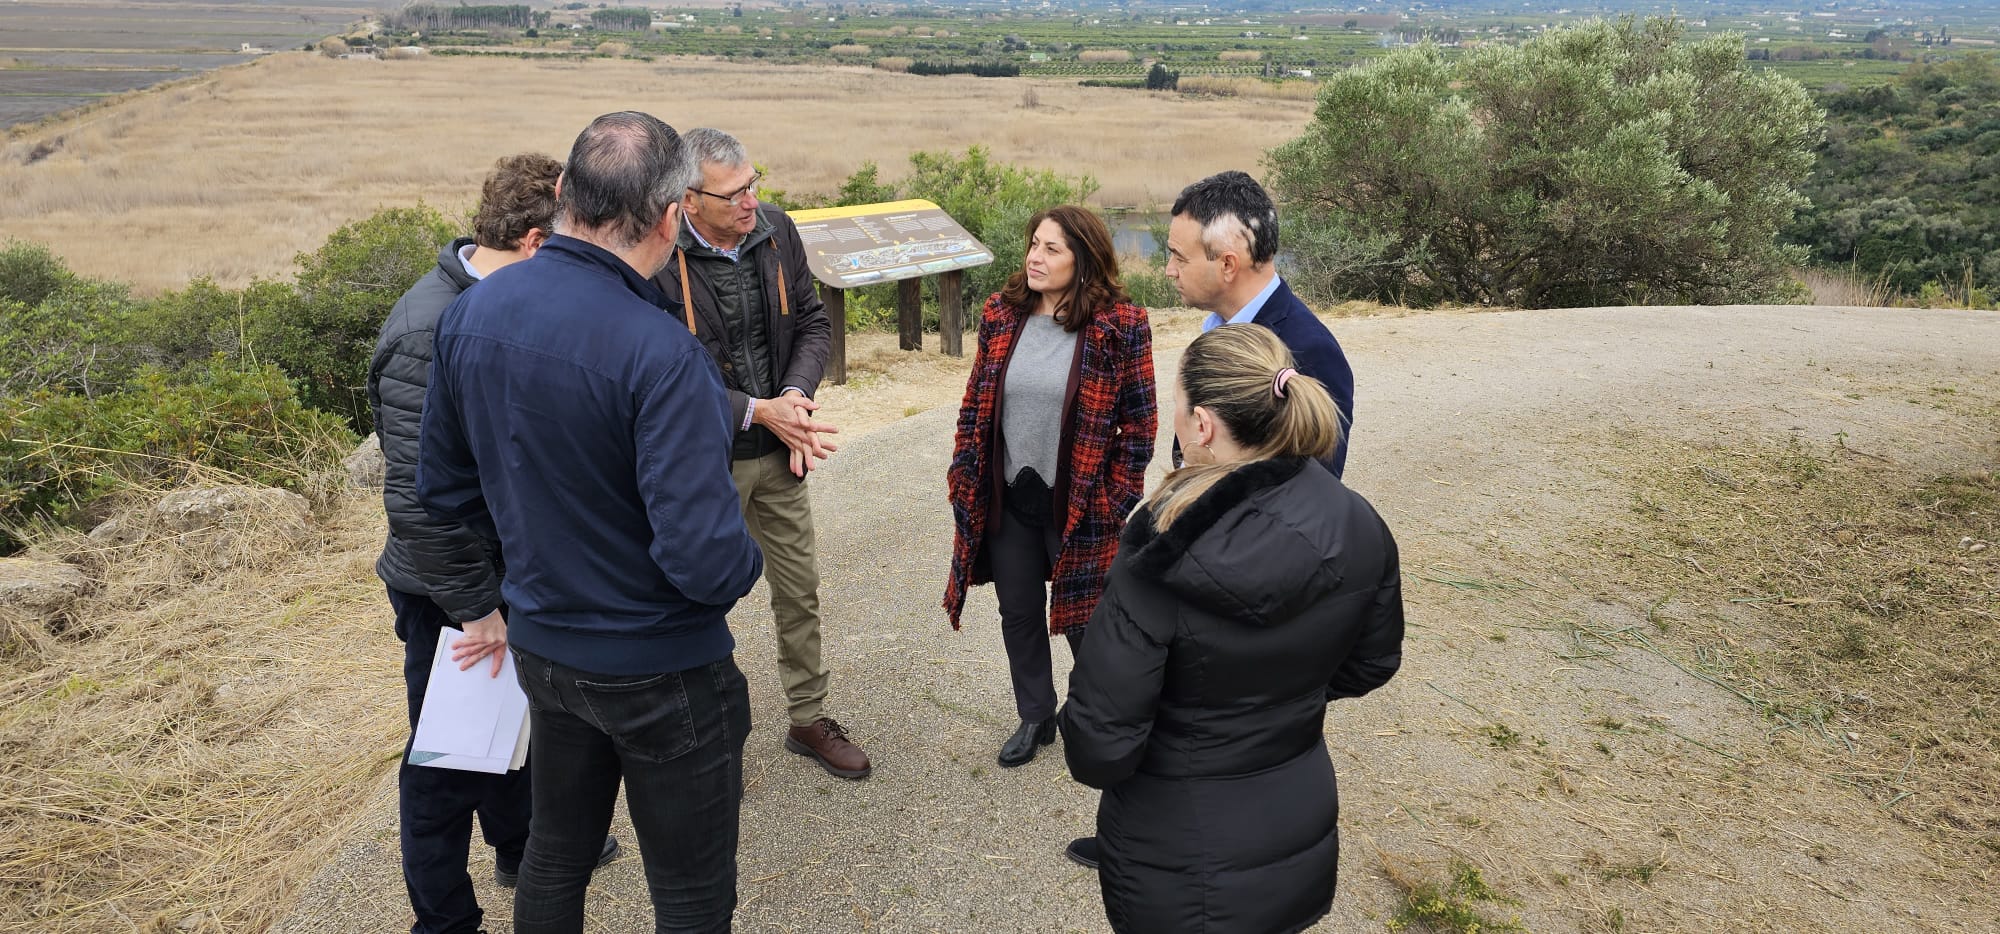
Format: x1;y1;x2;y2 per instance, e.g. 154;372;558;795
275;304;2000;933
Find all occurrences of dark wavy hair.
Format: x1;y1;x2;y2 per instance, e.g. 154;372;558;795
997;205;1129;333
472;153;563;251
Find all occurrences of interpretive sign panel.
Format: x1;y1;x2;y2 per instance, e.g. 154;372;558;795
788;199;993;288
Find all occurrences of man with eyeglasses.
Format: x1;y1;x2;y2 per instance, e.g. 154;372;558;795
653;127;873;780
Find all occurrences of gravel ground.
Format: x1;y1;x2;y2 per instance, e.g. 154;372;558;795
275;304;2000;933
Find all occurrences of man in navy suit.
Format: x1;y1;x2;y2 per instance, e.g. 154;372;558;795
1065;170;1362;872
1163;170;1356;477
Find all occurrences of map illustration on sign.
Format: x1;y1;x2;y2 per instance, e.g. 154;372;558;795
788;199;994;288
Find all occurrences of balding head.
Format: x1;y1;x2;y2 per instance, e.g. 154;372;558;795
556;112;697;250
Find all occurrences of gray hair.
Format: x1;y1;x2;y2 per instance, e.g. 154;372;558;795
682;127;749;170
555;111;698;249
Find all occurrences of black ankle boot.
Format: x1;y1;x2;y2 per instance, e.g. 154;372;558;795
997;718;1057;767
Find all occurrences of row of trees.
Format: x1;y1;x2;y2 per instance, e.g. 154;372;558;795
907;60;1020;77
385;4;544;31
589;8;652;32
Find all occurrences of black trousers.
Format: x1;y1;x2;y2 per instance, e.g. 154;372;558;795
988;503;1084;722
509;647;750;934
390;587;533;934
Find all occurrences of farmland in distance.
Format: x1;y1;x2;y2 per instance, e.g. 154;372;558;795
0;1;374;128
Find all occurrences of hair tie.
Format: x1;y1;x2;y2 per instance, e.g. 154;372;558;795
1273;367;1297;399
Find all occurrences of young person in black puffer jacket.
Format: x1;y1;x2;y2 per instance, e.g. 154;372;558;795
1060;323;1406;934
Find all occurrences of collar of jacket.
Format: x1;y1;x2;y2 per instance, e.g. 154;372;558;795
1120;456;1310;580
435;236;480;292
677;207;777;261
539;234;675;310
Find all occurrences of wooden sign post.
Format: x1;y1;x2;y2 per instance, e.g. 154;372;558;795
787;199;994;382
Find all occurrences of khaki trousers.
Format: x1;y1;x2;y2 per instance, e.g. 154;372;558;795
731;450;827;727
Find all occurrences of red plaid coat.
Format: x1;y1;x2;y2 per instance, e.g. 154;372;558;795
943;294;1157;635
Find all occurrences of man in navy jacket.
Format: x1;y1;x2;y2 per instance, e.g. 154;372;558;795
418;112;762;934
1164;170;1356;477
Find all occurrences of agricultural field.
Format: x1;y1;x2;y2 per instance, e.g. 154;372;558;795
393;0;2000;91
0;0;375;128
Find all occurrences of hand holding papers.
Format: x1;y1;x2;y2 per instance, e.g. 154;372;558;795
450;609;509;676
409;627;529;774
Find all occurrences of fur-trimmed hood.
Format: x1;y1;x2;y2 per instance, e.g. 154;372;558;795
1120;457;1352;626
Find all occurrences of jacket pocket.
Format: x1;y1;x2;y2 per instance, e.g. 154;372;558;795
575;671;698;763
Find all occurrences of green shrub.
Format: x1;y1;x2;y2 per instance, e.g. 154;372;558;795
817;148;1097;331
901;146;1098;312
831;160;898;208
0;359;354;549
0;273;140;397
1272;17;1824;307
0;239;75;307
250;205;457;432
1120;262;1181;310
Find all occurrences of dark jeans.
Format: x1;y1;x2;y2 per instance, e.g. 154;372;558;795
510;645;751;934
390;587;533;934
989;503;1084;722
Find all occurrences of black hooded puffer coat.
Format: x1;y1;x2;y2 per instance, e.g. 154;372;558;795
1060;457;1405;934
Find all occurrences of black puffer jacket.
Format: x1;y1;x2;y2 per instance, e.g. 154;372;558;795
1060;457;1405;934
367;238;502;623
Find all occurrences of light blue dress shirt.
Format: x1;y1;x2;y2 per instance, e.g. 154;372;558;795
1200;274;1285;332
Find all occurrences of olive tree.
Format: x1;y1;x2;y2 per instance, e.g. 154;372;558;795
1272;18;1824;308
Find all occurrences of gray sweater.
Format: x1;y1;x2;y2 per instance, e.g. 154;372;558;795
1001;313;1080;485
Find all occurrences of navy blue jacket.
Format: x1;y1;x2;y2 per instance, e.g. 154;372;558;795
1256;281;1355;477
417;236;763;676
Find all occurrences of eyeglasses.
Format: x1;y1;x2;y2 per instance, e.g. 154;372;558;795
688;172;763;208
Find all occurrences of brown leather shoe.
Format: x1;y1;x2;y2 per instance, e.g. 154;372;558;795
785;717;872;779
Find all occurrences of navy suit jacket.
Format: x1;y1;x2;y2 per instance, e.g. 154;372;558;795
1254;281;1355;477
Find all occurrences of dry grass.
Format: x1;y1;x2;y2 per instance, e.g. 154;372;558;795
873;56;912;73
1078;49;1134;63
1574;428;2000;877
827;44;870;56
0;335;998;932
1218;50;1264;62
0;54;1311;294
1179;74;1322;101
1797;266;1902;307
0;491;403;933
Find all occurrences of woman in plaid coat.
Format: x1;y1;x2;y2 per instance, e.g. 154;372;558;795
943;205;1157;768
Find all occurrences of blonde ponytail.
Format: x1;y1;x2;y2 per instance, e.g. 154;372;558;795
1148;324;1345;528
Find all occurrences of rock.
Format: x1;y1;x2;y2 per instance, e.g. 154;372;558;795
344;433;384;489
153;485;310;534
0;558;91;619
150;485;313;568
87;514;146;547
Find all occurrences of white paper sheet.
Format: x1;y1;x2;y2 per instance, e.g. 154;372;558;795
408;628;530;773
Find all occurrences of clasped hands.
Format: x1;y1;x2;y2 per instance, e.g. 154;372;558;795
754;390;840;477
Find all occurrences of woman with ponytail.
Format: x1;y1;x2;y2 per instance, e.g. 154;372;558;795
1059;324;1405;934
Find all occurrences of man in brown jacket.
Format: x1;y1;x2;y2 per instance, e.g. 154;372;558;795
653;127;872;779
